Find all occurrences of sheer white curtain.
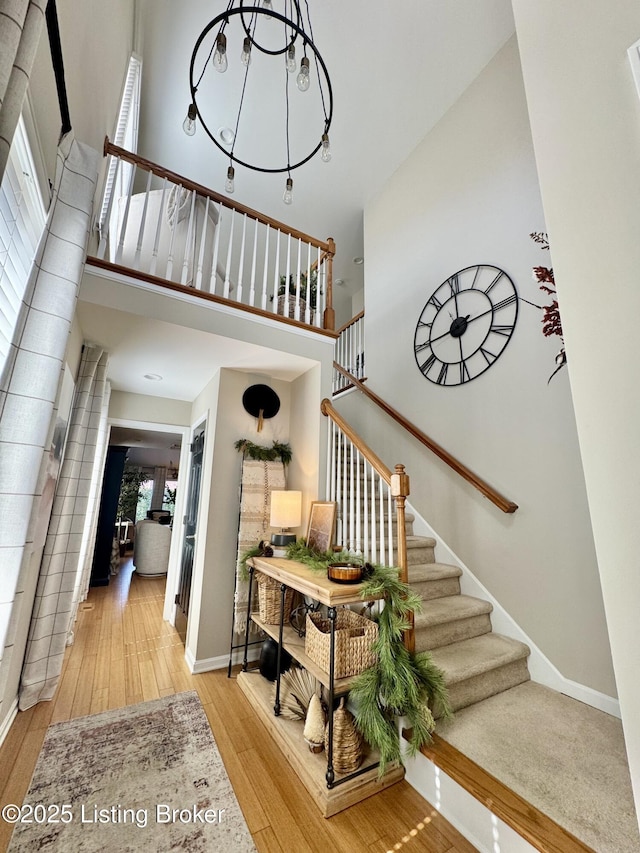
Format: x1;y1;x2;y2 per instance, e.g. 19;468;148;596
150;466;168;511
0;133;99;719
19;345;109;709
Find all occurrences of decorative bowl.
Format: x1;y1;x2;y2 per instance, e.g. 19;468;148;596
327;562;363;584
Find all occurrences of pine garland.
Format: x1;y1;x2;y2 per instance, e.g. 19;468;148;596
283;542;452;772
234;438;293;465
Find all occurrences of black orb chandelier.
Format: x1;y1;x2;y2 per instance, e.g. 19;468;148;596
183;0;333;204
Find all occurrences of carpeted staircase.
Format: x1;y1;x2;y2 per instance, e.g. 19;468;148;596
404;529;531;715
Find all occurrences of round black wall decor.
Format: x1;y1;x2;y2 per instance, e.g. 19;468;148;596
413;264;518;386
242;384;280;432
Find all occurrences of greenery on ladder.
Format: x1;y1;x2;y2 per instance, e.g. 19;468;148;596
234;438;292;465
285;541;452;772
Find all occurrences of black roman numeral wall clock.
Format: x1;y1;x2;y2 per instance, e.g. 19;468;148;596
413;264;518;386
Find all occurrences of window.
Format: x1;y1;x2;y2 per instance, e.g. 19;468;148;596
98;54;142;243
0;116;46;375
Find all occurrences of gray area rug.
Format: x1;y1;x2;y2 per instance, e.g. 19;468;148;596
8;691;256;852
436;681;640;853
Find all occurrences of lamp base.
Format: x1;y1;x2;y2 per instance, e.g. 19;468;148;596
270;533;296;547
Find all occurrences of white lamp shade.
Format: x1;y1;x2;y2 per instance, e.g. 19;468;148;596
270;490;302;529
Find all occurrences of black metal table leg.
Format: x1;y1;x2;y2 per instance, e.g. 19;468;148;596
325;605;337;788
241;564;255;673
274;582;287;716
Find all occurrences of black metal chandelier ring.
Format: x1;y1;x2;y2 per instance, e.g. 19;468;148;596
189;5;333;174
237;0;301;57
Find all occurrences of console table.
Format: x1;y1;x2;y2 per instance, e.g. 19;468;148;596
236;556;404;817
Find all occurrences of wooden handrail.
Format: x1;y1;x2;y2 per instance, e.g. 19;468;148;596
335;310;364;336
321;398;392;483
103;138;334;255
332;362;518;514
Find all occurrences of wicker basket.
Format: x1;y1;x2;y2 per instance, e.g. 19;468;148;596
256;572;294;625
305;609;377;679
325;697;363;773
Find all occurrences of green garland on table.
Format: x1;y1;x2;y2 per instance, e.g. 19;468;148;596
234;438;292;465
283;541;452;773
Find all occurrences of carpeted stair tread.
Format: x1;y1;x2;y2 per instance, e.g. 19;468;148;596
406;535;437;550
408;563;462;582
415;594;492;626
428;633;530;684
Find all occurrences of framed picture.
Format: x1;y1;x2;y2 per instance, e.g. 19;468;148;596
306;501;336;554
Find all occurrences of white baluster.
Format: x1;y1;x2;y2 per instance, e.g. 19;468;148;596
379;474;386;565
355;448;362;555
133;169;152;271
335;426;343;548
224;210;235;299
387;484;395;567
261;224;270;310
195;196;210;291
180;189;197;285
209;202;222;294
272;229;281;315
363;457;369;561
114;164;135;266
348;437;355;553
370;466;377;564
284;234;292;318
342;431;349;551
305;242;312;325
236;213;247;303
249;217;258;307
315;246;323;327
294;238;302;322
150;177;168;277
165;182;182;280
326;416;332;502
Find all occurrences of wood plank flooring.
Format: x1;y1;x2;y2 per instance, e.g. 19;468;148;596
0;558;477;853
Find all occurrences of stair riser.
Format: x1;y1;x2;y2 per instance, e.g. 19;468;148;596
411;577;461;601
405;545;436;565
434;660;531;718
415;613;492;650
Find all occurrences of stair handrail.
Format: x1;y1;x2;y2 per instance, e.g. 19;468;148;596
332;362;518;514
321;398;414;651
98;138;335;329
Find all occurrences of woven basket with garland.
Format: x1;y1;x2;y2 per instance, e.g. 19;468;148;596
255;571;295;625
305;608;377;679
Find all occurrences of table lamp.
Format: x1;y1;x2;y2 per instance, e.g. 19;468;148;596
270;490;302;553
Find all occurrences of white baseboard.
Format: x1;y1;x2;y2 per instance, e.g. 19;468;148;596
408;501;621;719
186;647;261;675
0;697;18;748
404;747;536;853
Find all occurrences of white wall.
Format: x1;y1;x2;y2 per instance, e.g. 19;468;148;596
109;390;191;427
349;36;615;696
512;0;640;824
186;366;327;667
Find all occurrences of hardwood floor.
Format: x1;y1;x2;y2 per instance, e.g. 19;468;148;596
0;558;478;853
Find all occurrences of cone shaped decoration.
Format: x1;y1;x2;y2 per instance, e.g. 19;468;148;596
303;693;325;753
325;697;363;773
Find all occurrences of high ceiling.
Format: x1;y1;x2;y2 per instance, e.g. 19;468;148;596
28;0;516;401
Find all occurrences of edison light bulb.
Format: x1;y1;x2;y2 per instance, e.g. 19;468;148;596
321;132;331;162
241;37;251;67
283;177;293;205
286;44;296;73
225;166;235;194
182;104;197;137
213;33;228;73
296;56;310;91
263;0;273;10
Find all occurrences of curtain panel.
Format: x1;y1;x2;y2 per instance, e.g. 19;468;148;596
0;133;99;718
19;346;108;709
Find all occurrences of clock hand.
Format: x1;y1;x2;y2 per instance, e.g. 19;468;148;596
424;316;471;347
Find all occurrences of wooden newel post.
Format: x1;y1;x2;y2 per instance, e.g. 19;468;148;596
391;463;414;653
323;237;336;331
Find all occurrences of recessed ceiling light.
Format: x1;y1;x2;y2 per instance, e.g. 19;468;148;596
353;257;364;265
334;278;344;286
217;127;235;145
144;373;163;381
